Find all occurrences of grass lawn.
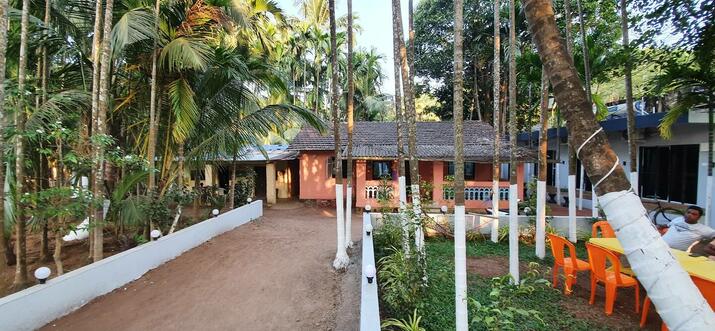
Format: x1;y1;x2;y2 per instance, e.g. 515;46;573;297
378;237;647;330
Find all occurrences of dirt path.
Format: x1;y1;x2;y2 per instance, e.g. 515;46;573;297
41;204;363;331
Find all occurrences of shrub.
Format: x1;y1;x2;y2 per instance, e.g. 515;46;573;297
381;309;426;331
378;247;425;318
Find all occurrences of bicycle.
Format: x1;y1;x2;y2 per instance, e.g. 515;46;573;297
645;195;683;227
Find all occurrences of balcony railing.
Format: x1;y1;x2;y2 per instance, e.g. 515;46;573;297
443;186;509;201
365;185;393;200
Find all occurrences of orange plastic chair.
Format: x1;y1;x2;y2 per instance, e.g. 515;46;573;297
641;276;715;330
592;220;616;238
547;233;590;294
586;243;640;315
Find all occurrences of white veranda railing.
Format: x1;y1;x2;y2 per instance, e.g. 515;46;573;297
443;186;510;201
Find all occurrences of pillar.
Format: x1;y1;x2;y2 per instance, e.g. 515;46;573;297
266;162;276;205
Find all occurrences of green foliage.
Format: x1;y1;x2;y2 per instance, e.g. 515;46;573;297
232;166;257;207
378;247;425;318
381;309;426;331
377;175;393;212
373;214;405;260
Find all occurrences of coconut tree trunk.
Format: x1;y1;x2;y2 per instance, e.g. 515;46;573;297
452;0;467;328
329;0;348;270
535;68;549;259
490;0;501;243
407;0;415;87
620;0;638;193
178;144;184;186
0;0;11;269
39;0;52;264
508;0;519;282
562;0;579;242
93;0;116;262
576;0;590;211
147;0;161;194
54;139;65;275
228;153;236;210
345;0;354;249
523;0;715;328
391;0;409;255
87;0;103;262
12;0;31;290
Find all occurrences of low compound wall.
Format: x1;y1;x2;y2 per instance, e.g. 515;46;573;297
360;212;380;331
0;200;263;331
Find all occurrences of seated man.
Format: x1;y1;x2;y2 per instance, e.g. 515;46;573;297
662;206;715;251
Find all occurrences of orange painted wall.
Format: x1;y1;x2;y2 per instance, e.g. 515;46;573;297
298;151;351;199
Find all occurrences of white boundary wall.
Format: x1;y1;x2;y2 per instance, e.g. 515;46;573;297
0;200;263;331
360;212;380;331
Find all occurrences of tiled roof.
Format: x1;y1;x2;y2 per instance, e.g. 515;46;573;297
289;121;535;162
212;145;298;162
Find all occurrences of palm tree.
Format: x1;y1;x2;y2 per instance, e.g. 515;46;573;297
576;0;591;210
391;0;409;255
535;68;548;259
507;0;519;282
490;0;501;243
87;0;103;262
345;0;354;249
329;0;348;270
12;0;32;290
0;0;10;270
92;0;116;262
620;0;637;192
147;0;161;194
452;0;467;328
563;0;578;242
523;0;715;328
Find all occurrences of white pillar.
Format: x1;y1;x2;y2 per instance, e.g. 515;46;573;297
592;191;599;218
535;181;546;259
630;171;639;195
412;184;424;250
454;205;468;331
398;176;407;208
491;180;500;243
398;176;410;255
508;184;520;283
568;175;577;242
578;166;585;210
345;186;353;248
266;162;276;205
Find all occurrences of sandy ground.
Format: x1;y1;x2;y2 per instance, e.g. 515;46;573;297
41;203;363;331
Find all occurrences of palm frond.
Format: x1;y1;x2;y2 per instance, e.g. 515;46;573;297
160;37;214;72
112;7;156;54
168;77;200;142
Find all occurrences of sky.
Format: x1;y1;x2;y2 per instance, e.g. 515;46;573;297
275;0;422;96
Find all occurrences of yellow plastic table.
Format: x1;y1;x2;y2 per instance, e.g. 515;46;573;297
589;237;715;283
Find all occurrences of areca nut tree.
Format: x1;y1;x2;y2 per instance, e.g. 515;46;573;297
523;0;715;328
12;0;32;289
391;0;409;255
329;0;349;270
620;0;638;194
345;0;354;249
147;0;162;194
491;0;501;243
452;0;468;328
576;0;592;210
0;0;10;270
535;67;549;259
508;0;519;282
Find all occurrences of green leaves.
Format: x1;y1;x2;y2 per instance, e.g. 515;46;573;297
112;7;156;54
160;37;214;72
168;77;199;142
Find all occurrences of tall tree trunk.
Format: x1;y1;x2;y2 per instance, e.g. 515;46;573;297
0;0;10;269
228;153;236;210
620;0;638;193
391;0;409;255
329;0;348;270
93;0;116;262
523;0;715;328
314;56;321;115
576;0;591;211
408;0;415;88
392;0;422;249
345;0;354;249
39;0;52;263
88;0;103;262
452;0;467;328
471;54;482;121
490;0;501;243
12;0;31;290
147;0;161;194
178;144;184;186
563;0;578;242
707;97;713;226
508;0;519;282
54;137;65;275
535;68;549;259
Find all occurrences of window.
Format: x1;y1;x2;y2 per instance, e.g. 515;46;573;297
190;170;205;180
639;145;699;203
445;162;476;180
499;163;510;181
327;157;349;178
371;161;392;180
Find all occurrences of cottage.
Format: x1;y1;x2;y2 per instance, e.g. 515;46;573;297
289;121;535;210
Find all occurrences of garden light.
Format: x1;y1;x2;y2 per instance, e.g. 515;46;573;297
365;264;376;284
150;230;162;240
34;267;51;284
364;204;371;212
247;198;252;203
212;209;220;217
440;205;448;214
365;224;373;236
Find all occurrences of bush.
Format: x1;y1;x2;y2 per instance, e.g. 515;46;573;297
373;214;405;260
378;247;425;318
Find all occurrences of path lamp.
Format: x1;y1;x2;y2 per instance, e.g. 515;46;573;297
365;264;376;284
150;230;162;241
440;205;448;214
247;198;252;203
364;204;371;213
212;209;220;217
365;224;373;236
34;267;51;284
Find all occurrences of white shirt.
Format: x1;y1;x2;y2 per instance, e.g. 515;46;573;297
662;217;715;251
